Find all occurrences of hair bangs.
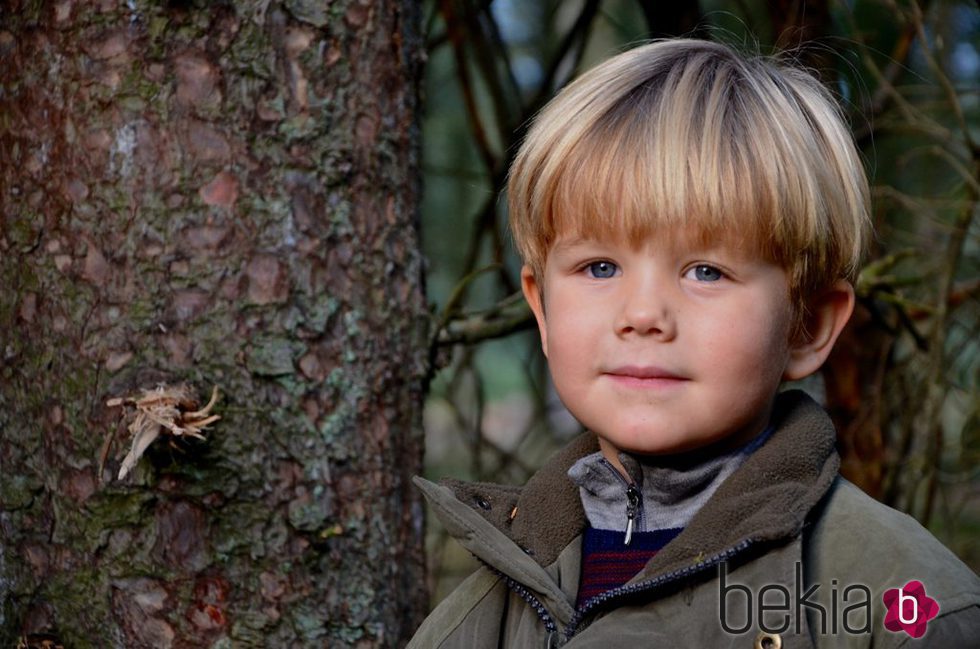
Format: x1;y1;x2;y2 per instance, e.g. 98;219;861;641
541;78;781;264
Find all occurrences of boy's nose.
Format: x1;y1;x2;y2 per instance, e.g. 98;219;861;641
615;287;676;340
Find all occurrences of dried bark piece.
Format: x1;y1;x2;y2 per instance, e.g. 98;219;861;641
110;385;220;480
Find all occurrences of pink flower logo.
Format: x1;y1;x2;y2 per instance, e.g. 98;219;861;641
882;580;939;638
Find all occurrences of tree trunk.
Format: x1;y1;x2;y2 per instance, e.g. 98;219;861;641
0;2;428;647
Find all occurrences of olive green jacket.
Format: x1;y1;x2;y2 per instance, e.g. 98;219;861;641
408;391;980;648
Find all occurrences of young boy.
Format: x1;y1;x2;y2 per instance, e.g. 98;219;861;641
409;39;980;648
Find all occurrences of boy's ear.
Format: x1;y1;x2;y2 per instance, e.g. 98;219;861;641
521;265;548;357
784;280;855;381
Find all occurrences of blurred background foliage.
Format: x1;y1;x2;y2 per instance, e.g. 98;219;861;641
418;0;979;604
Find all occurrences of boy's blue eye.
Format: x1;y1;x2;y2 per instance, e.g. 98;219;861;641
691;264;723;281
587;261;618;278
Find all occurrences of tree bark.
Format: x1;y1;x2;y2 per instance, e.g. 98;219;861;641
0;1;428;647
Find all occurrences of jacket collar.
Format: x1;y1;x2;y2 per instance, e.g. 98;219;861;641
435;390;840;576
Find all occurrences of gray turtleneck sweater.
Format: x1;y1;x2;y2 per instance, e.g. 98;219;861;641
567;427;773;539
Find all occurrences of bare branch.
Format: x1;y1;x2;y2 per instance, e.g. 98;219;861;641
842;3;953;144
852;22;916;144
438;292;534;346
440;0;500;174
908;0;979;155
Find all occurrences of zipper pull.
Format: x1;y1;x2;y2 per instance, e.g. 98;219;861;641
544;630;562;648
625;484;640;545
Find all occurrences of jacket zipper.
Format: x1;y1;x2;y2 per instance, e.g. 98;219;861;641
482;562;558;634
562;538;755;642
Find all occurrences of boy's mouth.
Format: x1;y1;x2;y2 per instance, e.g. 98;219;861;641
605;365;684;379
603;366;688;387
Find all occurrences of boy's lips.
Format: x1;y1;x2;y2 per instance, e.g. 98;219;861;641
603;365;688;388
605;365;685;379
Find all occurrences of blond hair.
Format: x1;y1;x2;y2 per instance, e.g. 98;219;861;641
508;39;871;311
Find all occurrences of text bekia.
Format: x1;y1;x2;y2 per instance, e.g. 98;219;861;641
718;562;872;635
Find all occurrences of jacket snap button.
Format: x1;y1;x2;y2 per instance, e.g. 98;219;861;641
754;632;782;649
476;497;491;510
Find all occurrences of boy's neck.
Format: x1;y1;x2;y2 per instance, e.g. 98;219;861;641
597;409;775;480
